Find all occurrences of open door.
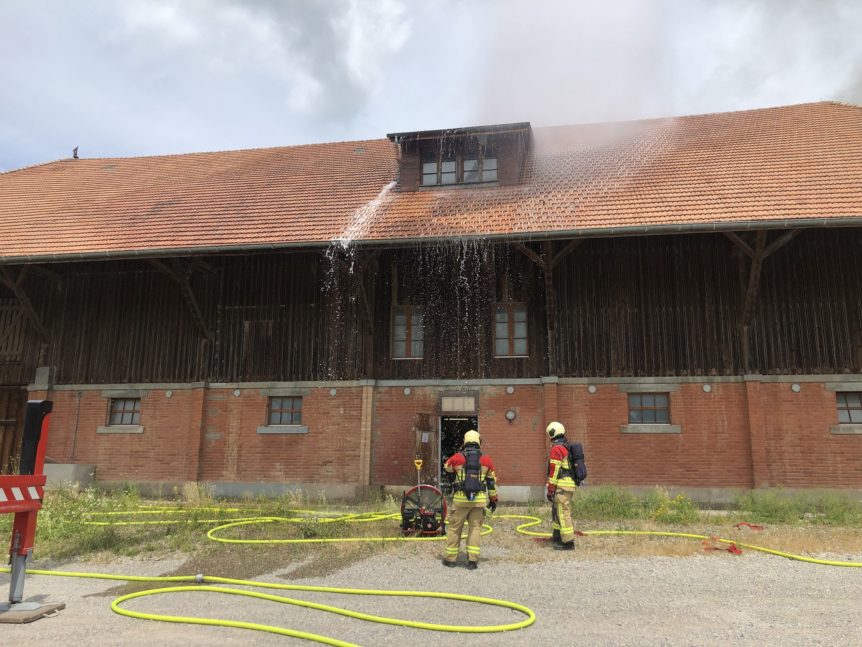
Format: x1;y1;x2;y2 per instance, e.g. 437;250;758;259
439;415;478;499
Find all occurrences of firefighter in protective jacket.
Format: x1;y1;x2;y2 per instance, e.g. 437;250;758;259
442;429;498;569
546;421;577;550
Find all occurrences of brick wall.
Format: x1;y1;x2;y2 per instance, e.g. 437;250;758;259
558;384;753;487
749;382;862;488
42;388;203;482
35;378;862;490
371;384;548;486
198;387;364;483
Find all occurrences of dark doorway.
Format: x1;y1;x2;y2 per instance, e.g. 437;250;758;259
0;387;26;474
440;415;478;499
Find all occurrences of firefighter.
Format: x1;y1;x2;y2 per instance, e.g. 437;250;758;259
442;429;498;569
546;421;577;550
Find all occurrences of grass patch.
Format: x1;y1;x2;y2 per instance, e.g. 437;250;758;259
732;489;862;526
3;483;860;582
572;486;700;525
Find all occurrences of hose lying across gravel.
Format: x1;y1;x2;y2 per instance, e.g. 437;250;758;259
3;507;859;645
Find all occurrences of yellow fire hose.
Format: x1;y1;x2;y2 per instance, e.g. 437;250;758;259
0;566;534;646
504;513;862;567
3;506;860;644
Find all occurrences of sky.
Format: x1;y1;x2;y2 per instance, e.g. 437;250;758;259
1;0;861;171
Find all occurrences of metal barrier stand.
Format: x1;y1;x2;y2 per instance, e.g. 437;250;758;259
0;400;66;623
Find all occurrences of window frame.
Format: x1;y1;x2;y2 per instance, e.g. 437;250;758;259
836;391;862;424
268;396;303;426
108;397;141;426
419;144;498;186
627;392;671;425
391;305;424;360
494;302;529;358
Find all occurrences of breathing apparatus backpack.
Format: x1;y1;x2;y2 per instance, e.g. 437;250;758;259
461;445;484;501
554;439;587;486
568;441;588;486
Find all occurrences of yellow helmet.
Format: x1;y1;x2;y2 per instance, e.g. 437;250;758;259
546;421;566;439
463;429;481;446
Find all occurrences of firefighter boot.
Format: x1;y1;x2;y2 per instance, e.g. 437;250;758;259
466;561;478;570
551;529;562;546
554;540;575;551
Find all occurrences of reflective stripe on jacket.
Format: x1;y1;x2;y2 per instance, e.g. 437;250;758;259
444;451;498;506
547;441;576;490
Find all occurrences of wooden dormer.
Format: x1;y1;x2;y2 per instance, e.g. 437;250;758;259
387;122;531;192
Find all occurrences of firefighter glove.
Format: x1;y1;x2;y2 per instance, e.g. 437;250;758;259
546;485;556;502
488;497;498;513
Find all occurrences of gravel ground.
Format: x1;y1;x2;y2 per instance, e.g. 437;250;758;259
3;542;861;646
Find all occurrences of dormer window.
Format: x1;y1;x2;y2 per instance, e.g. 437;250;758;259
420;144;497;186
387;122;530;192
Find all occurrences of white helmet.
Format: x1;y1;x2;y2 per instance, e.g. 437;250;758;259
546;421;566;439
463;429;481;446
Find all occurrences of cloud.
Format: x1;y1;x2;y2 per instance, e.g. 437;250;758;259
113;0;410;118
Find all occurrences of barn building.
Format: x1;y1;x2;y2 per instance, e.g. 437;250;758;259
1;101;861;501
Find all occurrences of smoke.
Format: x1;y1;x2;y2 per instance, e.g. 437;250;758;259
474;0;862;127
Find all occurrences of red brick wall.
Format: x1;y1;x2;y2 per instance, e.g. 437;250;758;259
197;387;364;483
371;385;547;486
371;386;438;484
35;379;862;490
42;388;203;482
749;382;862;488
558;384;753;487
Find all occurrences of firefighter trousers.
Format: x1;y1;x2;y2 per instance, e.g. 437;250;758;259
444;504;485;563
551;487;576;543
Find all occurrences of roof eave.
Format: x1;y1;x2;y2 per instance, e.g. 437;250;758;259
3;216;860;265
387;122;531;143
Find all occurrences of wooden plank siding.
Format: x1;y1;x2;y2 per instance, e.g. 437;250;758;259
0;229;859;387
373;243;546;379
554;231;862;376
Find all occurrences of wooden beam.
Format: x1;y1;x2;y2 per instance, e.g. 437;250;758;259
27;265;62;283
170;259;212;340
0;266;49;341
739;231;767;372
762;229;801;259
740;231;767;329
723;232;755;259
551;239;582;269
513;242;545;269
543;241;557;375
149;259;211;339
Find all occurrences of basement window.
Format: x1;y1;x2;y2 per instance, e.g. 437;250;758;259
98;396;145;434
392;306;424;359
494;303;528;357
628;393;670;424
109;398;141;426
837;392;862;423
257;396;308;435
269;396;302;425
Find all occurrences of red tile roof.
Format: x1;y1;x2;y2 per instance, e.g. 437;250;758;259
1;101;860;262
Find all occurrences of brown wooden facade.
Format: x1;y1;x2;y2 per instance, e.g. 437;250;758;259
0;228;859;393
